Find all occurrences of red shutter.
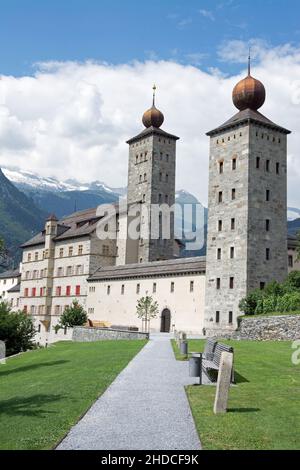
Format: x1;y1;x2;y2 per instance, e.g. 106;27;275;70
40;287;43;297
24;288;28;297
66;286;71;296
75;285;81;296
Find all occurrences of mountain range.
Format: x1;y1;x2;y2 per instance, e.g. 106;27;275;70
0;166;299;267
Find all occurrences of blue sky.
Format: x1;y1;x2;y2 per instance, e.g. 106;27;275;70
1;0;300;76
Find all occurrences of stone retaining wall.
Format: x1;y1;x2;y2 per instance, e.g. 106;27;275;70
206;314;300;341
72;326;149;342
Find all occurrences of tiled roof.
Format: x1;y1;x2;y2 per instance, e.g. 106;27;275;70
0;268;20;279
288;234;298;250
207;108;291;136
7;282;21;293
126;126;179;144
21;206;118;248
88;256;206;281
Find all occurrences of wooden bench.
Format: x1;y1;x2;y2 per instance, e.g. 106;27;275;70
202;342;235;383
203;338;218;361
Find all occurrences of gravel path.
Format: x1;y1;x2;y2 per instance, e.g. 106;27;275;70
57;334;202;450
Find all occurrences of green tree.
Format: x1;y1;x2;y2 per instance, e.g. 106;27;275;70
56;300;88;331
297;231;300;261
136;296;159;333
284;270;300;291
0;301;36;356
0;238;9;269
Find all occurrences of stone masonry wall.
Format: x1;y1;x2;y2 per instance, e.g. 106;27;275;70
73;326;149;342
206;314;300;341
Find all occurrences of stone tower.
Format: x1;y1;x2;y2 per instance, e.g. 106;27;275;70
204;59;291;334
125;86;179;264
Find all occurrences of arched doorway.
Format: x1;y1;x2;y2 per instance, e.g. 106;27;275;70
160;308;171;333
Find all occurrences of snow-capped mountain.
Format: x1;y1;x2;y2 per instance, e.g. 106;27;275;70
2;167;126;195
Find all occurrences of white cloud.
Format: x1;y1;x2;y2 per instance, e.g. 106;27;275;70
199;9;215;21
0;46;300;207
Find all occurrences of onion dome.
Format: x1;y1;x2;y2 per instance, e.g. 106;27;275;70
232;54;266;111
142;85;164;128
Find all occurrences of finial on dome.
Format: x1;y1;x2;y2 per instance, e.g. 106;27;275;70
142;85;164;129
152;84;156;106
248;47;251;76
232;52;266;111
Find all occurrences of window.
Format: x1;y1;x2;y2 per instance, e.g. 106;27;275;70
158;194;162;203
216;278;221;290
171;282;175;293
23;306;28;314
232;158;237;170
219;161;224;174
230;247;235;259
266;189;270;202
38;324;41;333
102;245;109;255
256;157;260;169
160;152;163;161
57;267;63;277
107;285;111;295
68;247;73;257
139;175;142;183
56;286;62;296
40;287;44;297
144;173;147;181
153;282;157;293
24;288;29;297
260;282;266;290
229;277;234;289
142;194;146;203
276;162;280;175
218;220;223;232
166;174;169;183
25;271;30;280
159;172;162;182
217;248;222;260
66;286;71;296
136;284;140;294
76;265;83;275
266;160;270;172
136;155;138;164
288;255;294;268
32;288;36;297
190;281;194;292
216;311;220;324
66;266;73;276
218;191;223;203
75;285;81;296
27;253;31;262
165;195;168;203
34;252;38;261
78;245;83;255
121;284;125;295
59;248;64;258
231;218;235;230
229;311;233;324
266;219;270;232
166;154;169;162
266;248;270;261
232;188;236;200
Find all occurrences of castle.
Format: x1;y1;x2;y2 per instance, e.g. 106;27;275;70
4;62;299;344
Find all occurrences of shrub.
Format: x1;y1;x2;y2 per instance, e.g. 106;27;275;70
239;289;264;315
284;271;300;291
0;302;36;356
56;300;88;331
276;292;300;312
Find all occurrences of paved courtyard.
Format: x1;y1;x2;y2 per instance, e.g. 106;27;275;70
57;334;202;450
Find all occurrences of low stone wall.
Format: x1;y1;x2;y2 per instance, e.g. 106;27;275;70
72;326;149;342
206;315;300;341
234;315;300;341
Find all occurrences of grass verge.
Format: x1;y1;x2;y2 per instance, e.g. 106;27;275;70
0;339;146;450
184;339;300;450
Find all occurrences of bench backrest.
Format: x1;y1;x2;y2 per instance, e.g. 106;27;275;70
204;338;218;360
213;343;234;368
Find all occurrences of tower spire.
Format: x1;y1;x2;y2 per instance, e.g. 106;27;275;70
152;84;156;106
248;47;251;76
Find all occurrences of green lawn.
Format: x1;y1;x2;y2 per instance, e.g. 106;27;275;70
173;339;300;450
0;340;146;450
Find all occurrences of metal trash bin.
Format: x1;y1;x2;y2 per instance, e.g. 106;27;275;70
189;353;203;385
180;340;188;355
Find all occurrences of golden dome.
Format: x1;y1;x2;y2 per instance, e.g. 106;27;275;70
232;55;266;111
142;85;164;128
